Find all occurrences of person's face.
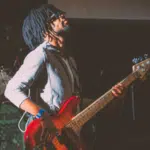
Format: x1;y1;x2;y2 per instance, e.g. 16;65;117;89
50;14;70;35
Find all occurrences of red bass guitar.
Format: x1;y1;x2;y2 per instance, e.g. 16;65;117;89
24;58;150;150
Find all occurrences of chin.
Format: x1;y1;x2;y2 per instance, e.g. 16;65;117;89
58;25;70;35
64;25;70;32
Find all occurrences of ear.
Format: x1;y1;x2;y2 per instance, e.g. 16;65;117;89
50;22;55;29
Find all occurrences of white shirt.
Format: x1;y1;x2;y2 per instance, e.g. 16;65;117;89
4;42;80;113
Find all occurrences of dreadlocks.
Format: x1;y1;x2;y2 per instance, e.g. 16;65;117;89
22;4;63;50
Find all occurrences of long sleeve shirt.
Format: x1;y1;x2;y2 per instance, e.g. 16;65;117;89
4;41;80;112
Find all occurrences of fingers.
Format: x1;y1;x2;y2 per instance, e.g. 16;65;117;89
40;121;55;142
112;83;125;97
39;113;57;142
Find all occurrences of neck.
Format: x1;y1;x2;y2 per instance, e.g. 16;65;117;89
45;34;64;48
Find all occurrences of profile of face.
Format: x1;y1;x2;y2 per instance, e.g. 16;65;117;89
50;14;70;35
44;12;70;48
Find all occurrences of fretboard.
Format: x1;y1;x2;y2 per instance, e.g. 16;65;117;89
66;71;140;131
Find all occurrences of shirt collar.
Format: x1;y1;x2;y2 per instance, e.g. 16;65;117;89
42;41;60;53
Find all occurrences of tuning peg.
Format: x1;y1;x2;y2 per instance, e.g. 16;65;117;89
138;56;143;62
132;55;147;64
144;54;148;59
132;58;139;64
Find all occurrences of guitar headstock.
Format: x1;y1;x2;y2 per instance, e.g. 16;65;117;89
132;54;150;80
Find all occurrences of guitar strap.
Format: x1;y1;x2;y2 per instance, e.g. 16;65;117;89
44;47;83;112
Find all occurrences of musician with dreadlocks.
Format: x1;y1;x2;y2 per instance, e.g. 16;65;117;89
4;4;125;150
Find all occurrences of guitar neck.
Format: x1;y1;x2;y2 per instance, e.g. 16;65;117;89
66;70;140;130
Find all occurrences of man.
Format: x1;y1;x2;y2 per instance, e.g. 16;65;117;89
4;4;125;149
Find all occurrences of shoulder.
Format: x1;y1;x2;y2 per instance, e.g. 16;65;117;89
24;42;47;64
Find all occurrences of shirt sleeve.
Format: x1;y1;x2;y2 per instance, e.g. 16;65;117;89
4;49;46;108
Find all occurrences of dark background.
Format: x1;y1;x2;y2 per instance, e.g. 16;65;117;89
69;19;150;150
1;0;150;150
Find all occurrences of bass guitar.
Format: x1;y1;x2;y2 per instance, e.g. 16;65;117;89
24;58;150;150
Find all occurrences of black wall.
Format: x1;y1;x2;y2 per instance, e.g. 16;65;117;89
68;19;150;149
68;19;150;95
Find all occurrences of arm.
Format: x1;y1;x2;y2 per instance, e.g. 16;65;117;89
4;49;45;116
20;98;41;116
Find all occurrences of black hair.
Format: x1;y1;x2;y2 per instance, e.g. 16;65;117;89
22;4;64;50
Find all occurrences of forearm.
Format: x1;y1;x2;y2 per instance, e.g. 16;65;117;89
19;98;41;116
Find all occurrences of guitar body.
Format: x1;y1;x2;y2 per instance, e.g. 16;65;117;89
24;96;85;150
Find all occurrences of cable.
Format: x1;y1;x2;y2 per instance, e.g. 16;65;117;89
18;89;31;133
17;111;27;133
